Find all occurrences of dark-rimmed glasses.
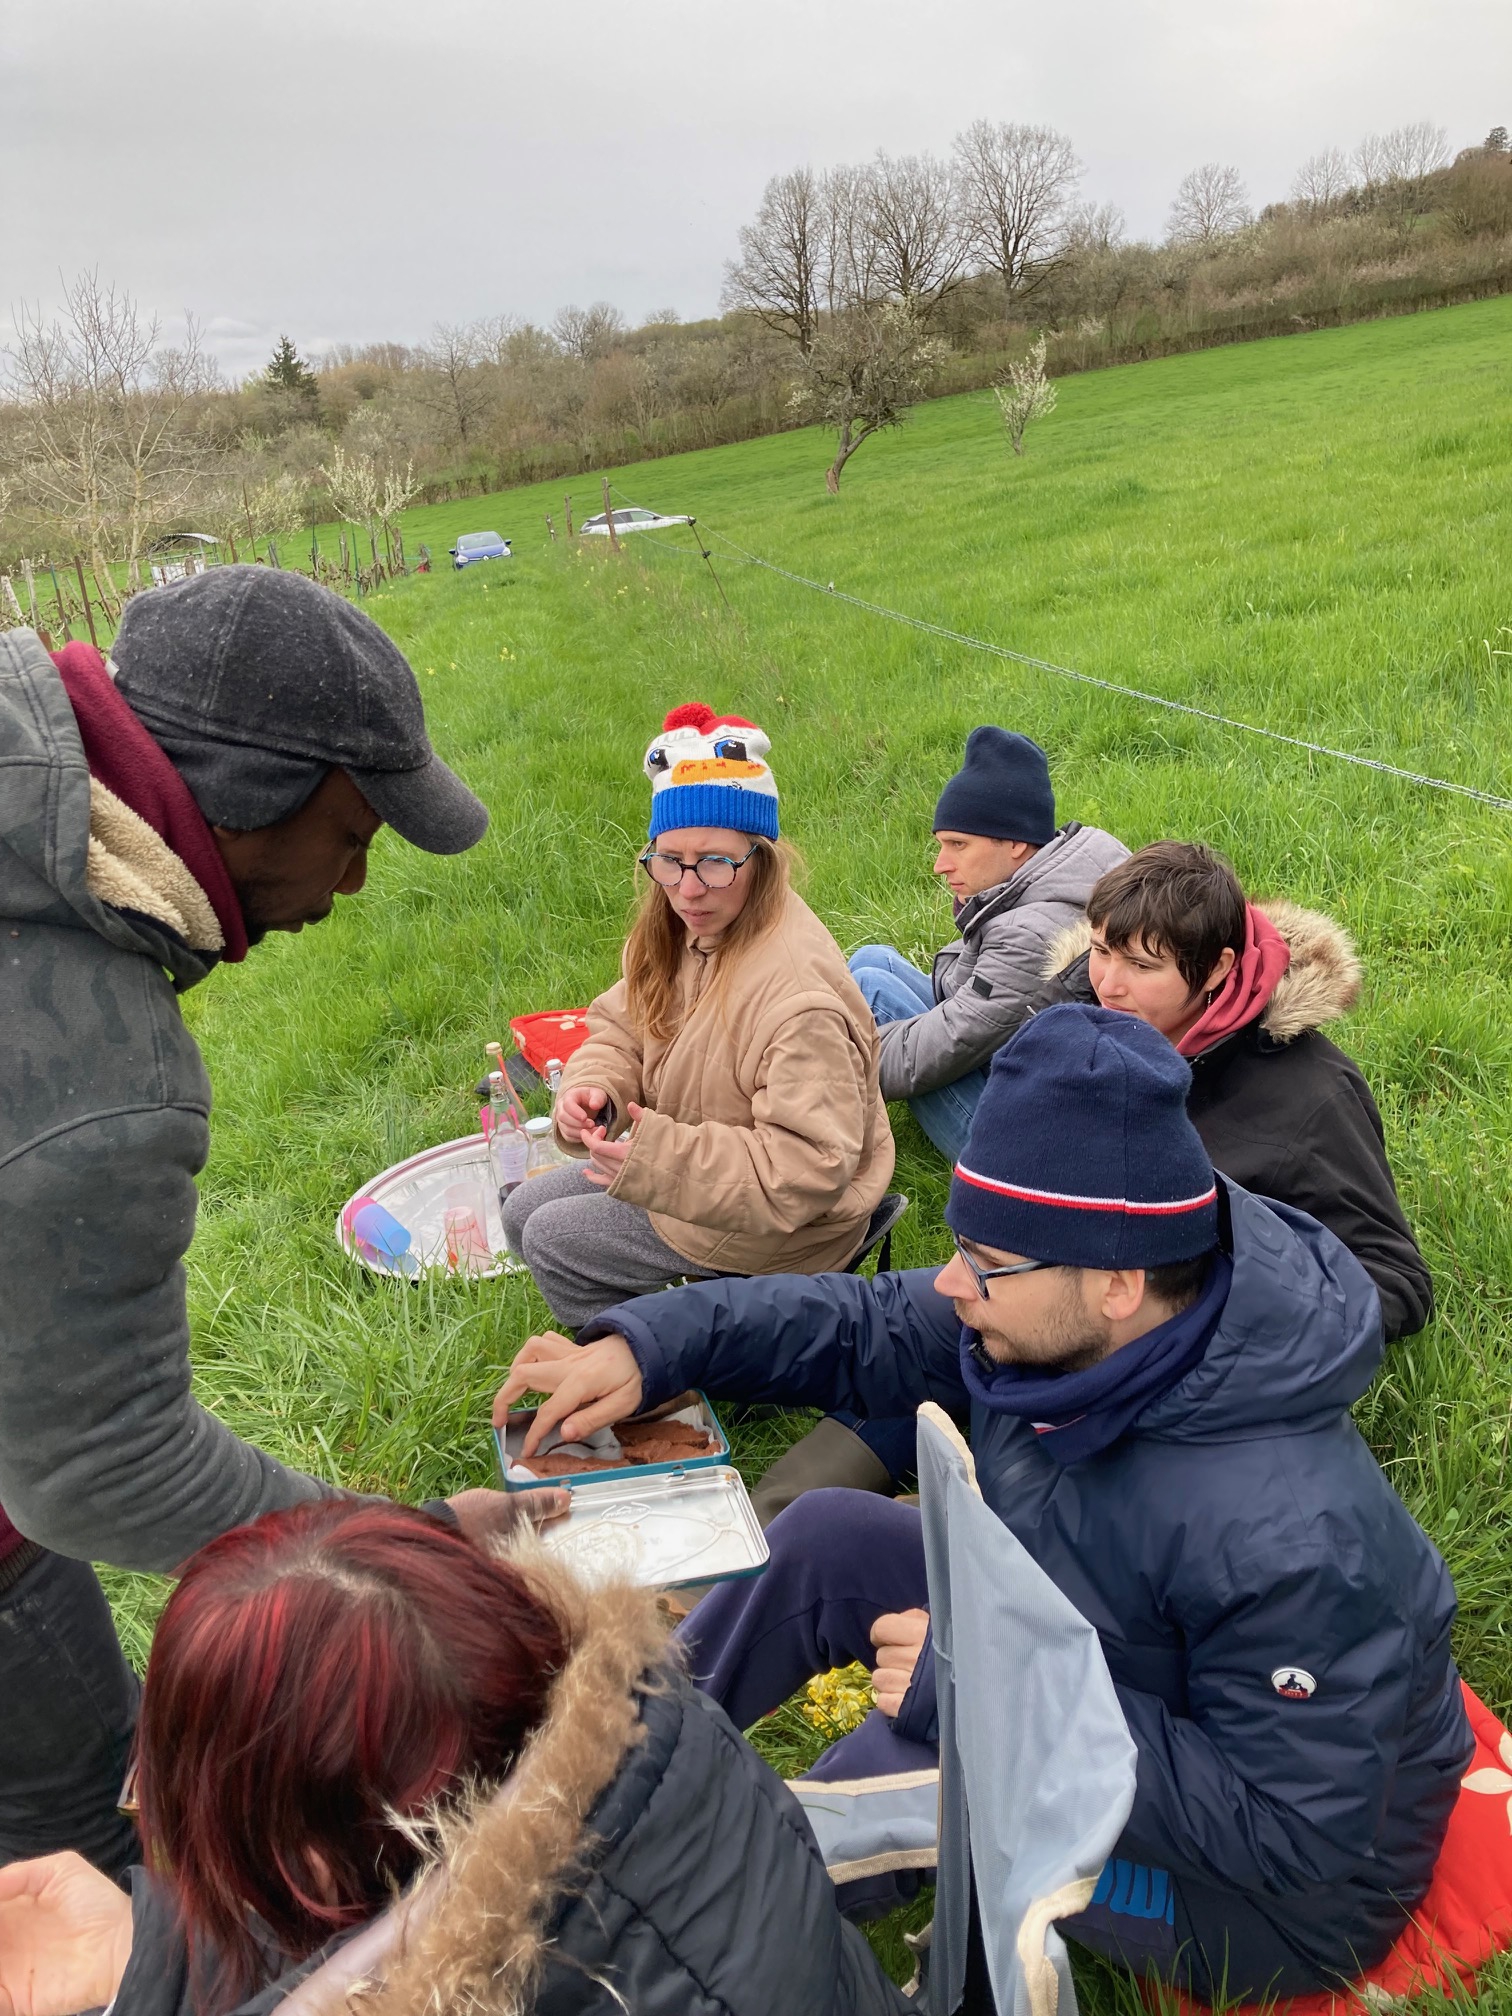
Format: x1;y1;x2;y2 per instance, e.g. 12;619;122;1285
951;1231;1056;1301
639;843;760;890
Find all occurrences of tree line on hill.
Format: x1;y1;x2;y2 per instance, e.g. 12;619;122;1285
0;121;1508;572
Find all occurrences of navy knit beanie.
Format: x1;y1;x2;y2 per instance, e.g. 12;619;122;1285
947;1005;1218;1268
933;727;1056;845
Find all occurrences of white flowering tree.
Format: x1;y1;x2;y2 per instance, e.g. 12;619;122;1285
994;335;1058;457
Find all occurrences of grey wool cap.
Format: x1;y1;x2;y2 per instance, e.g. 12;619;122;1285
112;566;489;853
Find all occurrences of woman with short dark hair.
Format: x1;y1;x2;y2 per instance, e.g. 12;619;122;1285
0;1501;907;2016
1048;841;1432;1341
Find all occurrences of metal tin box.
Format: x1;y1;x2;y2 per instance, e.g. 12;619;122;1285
495;1391;729;1492
538;1465;769;1590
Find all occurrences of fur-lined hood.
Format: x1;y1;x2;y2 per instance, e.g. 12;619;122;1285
282;1563;673;2016
1044;900;1362;1045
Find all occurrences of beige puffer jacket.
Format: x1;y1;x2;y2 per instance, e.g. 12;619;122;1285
557;888;895;1274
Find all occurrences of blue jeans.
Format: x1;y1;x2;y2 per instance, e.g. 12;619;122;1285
849;946;987;1165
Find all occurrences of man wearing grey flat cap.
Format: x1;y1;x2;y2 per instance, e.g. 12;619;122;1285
0;569;544;1881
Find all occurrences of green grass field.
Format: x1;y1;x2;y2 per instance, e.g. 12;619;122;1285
105;295;1512;1996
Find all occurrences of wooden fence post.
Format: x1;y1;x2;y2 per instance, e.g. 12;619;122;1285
564;495;573;539
546;513;556;542
73;556;99;649
47;564;71;642
602;476;619;554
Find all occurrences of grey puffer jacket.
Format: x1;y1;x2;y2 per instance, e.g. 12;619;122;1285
0;629;334;1572
878;821;1129;1098
113;1575;908;2016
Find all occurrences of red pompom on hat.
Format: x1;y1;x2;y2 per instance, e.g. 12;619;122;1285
661;702;757;734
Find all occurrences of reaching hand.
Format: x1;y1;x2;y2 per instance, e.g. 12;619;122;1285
869;1609;931;1720
582;1102;647;1189
0;1851;135;2016
492;1332;645;1457
555;1085;610;1144
444;1486;571;1544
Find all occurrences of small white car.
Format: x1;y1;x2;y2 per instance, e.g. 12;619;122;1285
580;507;693;537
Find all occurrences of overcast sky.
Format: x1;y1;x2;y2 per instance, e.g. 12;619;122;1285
4;0;1507;379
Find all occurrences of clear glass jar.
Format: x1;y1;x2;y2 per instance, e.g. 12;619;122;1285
524;1115;562;1178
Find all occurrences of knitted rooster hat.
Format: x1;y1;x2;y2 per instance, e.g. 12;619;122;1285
643;703;780;841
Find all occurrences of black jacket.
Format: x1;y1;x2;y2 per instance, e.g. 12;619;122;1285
1047;901;1431;1342
112;1577;907;2016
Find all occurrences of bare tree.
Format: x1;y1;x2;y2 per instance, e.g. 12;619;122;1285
818;162;883;312
551;302;627;362
721;168;824;353
994;334;1057;455
1357;121;1448;191
1062;201;1126;252
865;151;970;310
953;120;1082;301
422;322;491;445
6;272;213;587
789;299;947;491
1291;148;1352;213
1167;163;1251;243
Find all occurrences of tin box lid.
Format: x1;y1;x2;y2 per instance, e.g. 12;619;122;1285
539;1465;768;1590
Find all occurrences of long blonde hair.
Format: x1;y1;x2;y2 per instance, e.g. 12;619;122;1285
624;836;802;1043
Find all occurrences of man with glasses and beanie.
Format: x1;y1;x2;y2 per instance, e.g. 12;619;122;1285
500;701;893;1328
495;1003;1471;2000
0;568;559;1884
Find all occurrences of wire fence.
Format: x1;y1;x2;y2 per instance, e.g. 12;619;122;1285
607;482;1512;818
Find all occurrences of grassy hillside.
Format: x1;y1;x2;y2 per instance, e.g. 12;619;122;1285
103;295;1512;1995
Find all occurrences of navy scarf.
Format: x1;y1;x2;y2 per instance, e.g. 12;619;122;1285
958;1254;1233;1465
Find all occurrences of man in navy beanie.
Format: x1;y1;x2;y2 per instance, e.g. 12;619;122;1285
496;1004;1471;2002
768;728;1126;1521
851;729;1127;1167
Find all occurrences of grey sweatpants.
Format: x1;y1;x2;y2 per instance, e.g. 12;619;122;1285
500;1163;716;1330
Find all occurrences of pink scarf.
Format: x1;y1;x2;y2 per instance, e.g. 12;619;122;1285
1175;904;1290;1059
52;643;248;961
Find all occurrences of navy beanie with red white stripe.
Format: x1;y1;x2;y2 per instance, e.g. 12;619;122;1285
947;1004;1219;1268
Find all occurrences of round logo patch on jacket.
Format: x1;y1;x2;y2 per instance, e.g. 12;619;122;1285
1271;1666;1317;1699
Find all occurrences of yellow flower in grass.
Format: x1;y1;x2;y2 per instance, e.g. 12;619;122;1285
802;1662;874;1739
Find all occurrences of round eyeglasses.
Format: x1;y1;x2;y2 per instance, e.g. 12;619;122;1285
950;1231;1056;1301
639;843;759;890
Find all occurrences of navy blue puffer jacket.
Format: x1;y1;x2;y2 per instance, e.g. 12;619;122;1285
588;1180;1472;1982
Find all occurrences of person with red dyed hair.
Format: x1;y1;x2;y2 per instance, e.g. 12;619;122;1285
502;702;894;1329
0;1500;907;2016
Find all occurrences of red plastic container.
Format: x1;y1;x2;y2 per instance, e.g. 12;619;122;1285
508;1008;592;1077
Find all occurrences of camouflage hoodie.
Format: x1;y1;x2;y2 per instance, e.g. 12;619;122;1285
0;629;333;1573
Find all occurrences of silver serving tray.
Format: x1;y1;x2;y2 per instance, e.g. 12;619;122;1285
335;1133;531;1280
540;1465;769;1590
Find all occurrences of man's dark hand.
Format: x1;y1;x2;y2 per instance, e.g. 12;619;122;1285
445;1486;570;1546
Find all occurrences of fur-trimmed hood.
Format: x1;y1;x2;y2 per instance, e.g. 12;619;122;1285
282;1564;673;2016
1044;899;1362;1046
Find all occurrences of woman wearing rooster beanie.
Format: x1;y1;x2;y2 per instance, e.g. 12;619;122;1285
501;705;894;1328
